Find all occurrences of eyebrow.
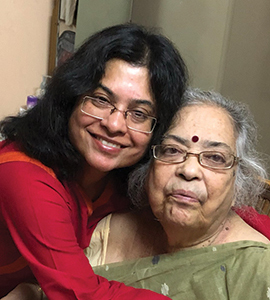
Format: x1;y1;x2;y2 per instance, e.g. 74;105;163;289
162;134;189;145
203;140;233;152
163;134;233;152
97;83;155;110
98;83;113;95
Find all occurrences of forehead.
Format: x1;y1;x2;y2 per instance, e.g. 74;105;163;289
100;59;154;103
103;59;150;84
168;104;236;151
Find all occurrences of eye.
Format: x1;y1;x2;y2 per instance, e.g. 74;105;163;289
90;96;112;108
129;110;149;123
202;152;226;165
161;145;184;157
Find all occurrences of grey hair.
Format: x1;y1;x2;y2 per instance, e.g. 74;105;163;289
128;87;268;209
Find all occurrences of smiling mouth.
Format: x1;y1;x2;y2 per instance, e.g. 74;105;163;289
96;136;122;149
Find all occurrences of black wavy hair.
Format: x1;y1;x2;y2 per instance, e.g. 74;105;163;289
0;23;188;180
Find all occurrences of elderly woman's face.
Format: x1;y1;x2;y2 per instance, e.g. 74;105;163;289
69;59;155;173
147;104;237;238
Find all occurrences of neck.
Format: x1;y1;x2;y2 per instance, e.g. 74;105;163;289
76;164;111;202
165;217;231;252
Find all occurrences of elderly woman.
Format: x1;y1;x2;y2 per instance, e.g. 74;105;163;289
89;88;270;299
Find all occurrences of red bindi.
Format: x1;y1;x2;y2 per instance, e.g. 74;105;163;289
192;135;199;143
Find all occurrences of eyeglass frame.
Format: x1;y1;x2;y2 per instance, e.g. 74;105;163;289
80;96;157;134
151;144;239;170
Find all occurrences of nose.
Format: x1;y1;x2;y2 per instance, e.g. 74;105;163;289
176;154;202;181
100;109;128;135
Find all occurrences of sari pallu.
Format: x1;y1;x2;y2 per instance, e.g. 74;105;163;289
94;241;270;300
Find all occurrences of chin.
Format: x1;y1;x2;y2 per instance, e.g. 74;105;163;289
164;205;193;226
97;163;118;173
86;160;115;173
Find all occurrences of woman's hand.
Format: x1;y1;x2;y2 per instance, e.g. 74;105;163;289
1;283;47;300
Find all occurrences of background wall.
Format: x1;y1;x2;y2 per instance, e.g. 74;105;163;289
131;0;233;90
1;0;269;168
0;0;54;119
75;0;133;47
220;0;270;158
130;0;270;166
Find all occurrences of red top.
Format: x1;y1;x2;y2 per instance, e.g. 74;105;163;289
0;141;169;300
235;207;270;239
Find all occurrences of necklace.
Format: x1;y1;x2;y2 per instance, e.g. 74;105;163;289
167;218;230;252
201;219;229;248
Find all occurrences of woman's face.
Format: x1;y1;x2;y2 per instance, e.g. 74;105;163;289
147;104;237;241
69;59;155;174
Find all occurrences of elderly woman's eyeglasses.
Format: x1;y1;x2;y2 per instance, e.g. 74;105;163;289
152;144;239;170
81;96;157;134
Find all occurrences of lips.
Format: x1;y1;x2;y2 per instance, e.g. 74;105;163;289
97;136;121;149
91;133;127;149
170;189;201;204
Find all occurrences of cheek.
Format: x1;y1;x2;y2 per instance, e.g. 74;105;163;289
225;176;236;204
130;132;152;152
147;166;167;210
68;115;78;143
68;112;82;143
69;108;95;136
206;172;235;208
68;109;92;151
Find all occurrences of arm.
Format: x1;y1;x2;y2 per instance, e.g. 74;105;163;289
0;162;169;300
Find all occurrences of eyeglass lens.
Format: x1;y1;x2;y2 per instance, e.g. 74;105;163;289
153;145;235;169
81;97;156;133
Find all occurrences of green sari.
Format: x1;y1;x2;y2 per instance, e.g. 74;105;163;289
94;241;270;299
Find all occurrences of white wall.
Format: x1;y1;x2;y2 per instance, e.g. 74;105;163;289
132;0;233;90
131;0;270;168
2;0;269;167
75;0;133;47
220;0;270;161
0;0;54;119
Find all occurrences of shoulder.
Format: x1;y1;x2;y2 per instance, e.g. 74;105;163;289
109;209;162;242
0;141;59;189
0;148;75;213
225;210;270;244
236;206;270;239
0;156;60;195
110;210;141;232
108;211;142;252
106;209;166;264
0;146;55;177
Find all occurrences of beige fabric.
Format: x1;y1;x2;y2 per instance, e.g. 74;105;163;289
60;0;77;26
84;214;111;267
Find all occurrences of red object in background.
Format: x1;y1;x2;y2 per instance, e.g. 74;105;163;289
235;206;270;239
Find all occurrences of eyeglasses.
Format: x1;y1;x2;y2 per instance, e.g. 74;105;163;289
81;96;157;134
152;144;239;170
